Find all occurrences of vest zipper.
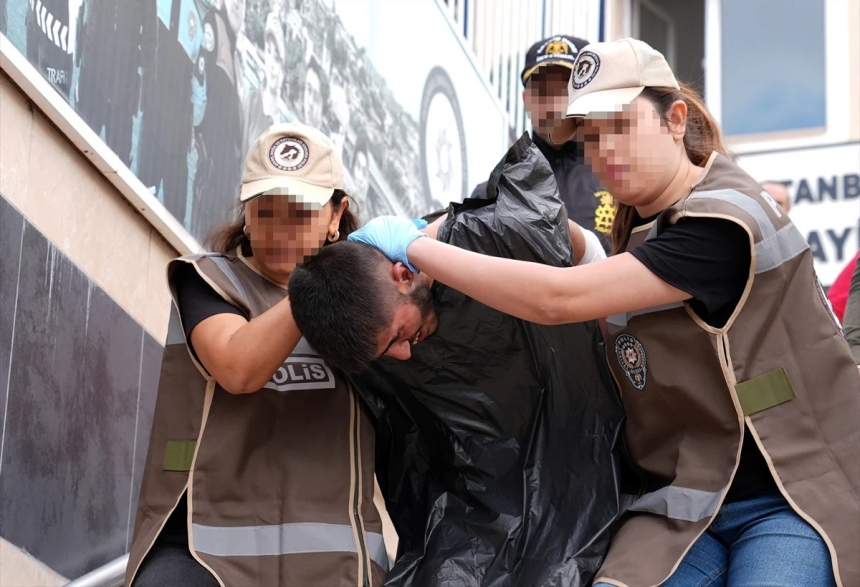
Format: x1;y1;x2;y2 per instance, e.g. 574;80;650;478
351;390;370;587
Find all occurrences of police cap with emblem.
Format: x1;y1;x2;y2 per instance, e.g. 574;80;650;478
240;122;345;208
565;38;678;118
549;38;679;144
521;35;590;86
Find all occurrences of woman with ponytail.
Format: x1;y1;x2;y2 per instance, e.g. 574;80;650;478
348;39;858;587
126;123;389;587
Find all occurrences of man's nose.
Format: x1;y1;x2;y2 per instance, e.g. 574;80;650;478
384;340;412;361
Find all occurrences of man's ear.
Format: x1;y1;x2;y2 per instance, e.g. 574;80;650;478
389;261;415;294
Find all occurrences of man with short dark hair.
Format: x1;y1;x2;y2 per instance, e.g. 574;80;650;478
471;35;616;252
290;214;596;373
289;238;438;373
289;134;624;586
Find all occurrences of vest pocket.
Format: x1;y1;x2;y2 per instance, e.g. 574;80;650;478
734;367;796;416
162;440;198;471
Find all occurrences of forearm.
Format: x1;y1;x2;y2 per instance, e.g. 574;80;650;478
407;237;577;324
195;296;303;394
406;237;687;325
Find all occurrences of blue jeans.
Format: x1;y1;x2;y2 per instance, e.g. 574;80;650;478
596;491;836;587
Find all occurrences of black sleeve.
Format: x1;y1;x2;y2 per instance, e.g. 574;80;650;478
173;264;245;341
630;217;751;326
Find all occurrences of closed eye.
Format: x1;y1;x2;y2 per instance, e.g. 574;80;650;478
381;329;401;356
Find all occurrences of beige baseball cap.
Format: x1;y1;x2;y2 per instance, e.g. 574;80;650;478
564;38;679;119
239;122;344;208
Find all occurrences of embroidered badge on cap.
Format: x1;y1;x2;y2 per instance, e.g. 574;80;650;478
269;137;310;172
615;334;647;390
572;51;600;89
536;36;578;64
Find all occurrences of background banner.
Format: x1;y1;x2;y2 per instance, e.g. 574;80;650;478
738;142;860;286
1;0;509;242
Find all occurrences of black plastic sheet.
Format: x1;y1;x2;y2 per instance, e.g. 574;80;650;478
352;134;626;587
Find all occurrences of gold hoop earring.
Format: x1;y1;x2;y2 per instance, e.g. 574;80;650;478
327;229;340;242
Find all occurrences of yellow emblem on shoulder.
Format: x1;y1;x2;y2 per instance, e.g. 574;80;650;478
594;190;615;234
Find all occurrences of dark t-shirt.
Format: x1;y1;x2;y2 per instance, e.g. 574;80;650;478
630;212;776;503
174;264;244;343
156;265;245;542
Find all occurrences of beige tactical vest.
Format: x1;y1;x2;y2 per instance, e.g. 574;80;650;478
126;251;387;587
596;153;859;587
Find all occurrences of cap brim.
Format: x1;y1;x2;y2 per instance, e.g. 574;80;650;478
521;60;575;85
564;86;645;118
240;177;335;208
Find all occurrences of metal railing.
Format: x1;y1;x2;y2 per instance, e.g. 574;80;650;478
439;0;603;138
63;554;128;587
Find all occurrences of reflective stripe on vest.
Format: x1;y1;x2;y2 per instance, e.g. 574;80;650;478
687;189;809;274
755;223;810;274
192;522;390;573
626;485;722;522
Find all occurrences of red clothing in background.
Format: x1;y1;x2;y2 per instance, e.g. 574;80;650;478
829;251;860;321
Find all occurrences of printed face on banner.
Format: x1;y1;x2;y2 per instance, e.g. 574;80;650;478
2;0;447;242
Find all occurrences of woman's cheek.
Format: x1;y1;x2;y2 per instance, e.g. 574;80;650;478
583;141;606;175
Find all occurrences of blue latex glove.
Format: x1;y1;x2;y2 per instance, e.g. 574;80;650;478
348;216;428;273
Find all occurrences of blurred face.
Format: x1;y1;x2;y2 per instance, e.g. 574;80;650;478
353;151;369;202
374;265;439;361
304;68;323;129
522;66;571;136
264;35;284;95
244;195;343;277
226;0;246;35
577;96;686;207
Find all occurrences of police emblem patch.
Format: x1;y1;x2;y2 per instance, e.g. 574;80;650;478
544;40;569;55
270;137;310;172
615;334;647;390
535;36;578;64
572;51;600;89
